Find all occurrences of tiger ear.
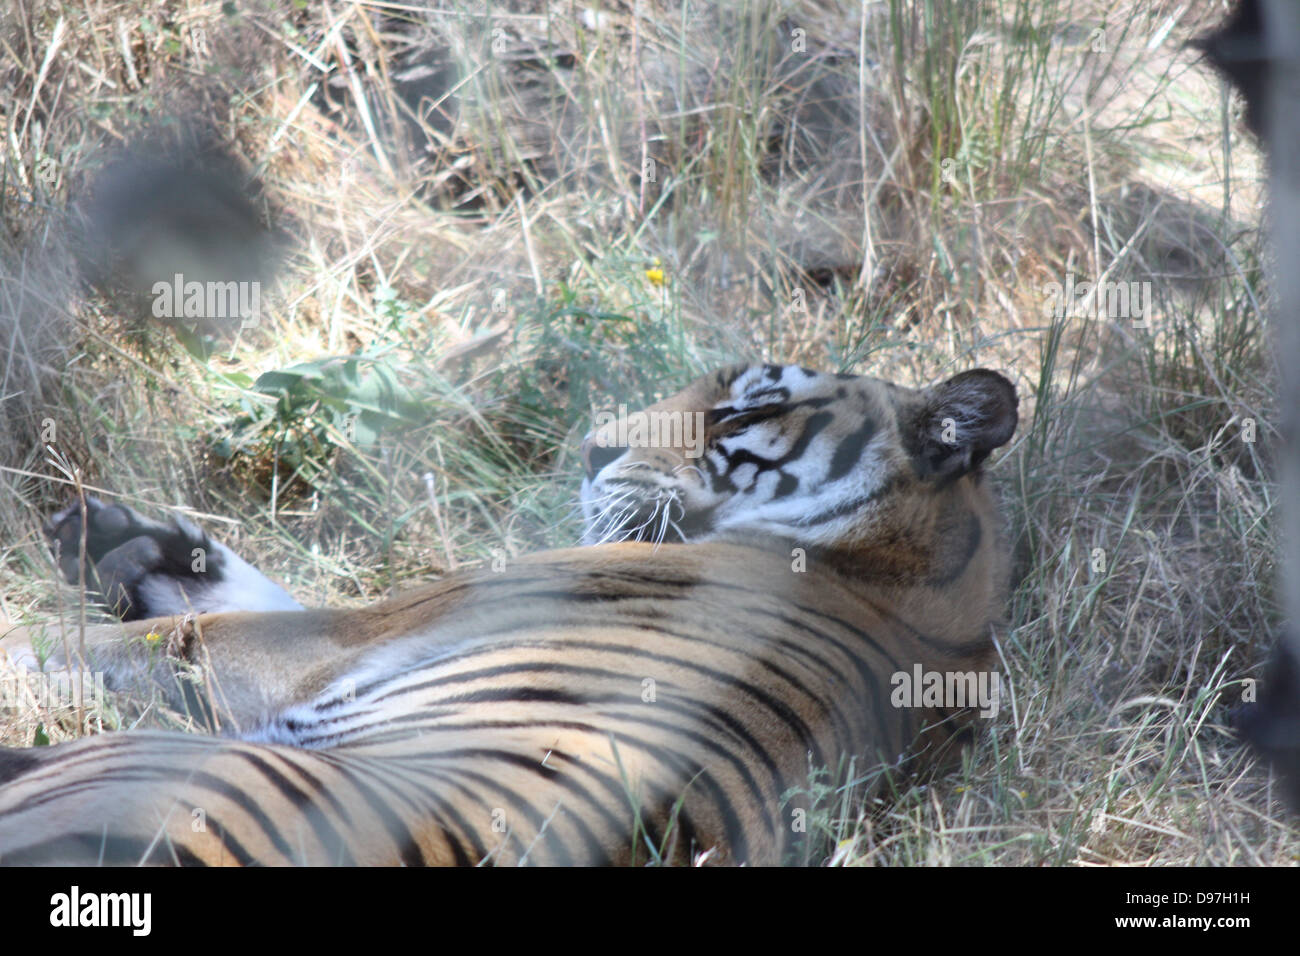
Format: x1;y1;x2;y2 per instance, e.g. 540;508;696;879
905;370;1018;481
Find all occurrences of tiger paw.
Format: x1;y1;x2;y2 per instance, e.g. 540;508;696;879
44;496;214;620
43;496;302;620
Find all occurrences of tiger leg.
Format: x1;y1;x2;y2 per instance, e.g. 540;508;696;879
2;603;404;735
6;499;466;732
2;497;343;729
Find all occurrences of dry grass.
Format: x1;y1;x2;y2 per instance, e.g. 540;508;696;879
0;0;1294;865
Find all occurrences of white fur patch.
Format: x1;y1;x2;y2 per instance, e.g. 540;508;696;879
139;540;302;616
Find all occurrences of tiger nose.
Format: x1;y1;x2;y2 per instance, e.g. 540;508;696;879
581;434;625;479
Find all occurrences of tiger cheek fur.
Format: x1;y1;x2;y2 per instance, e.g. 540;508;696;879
0;363;1016;866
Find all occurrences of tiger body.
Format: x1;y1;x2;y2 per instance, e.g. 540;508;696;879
0;363;1016;865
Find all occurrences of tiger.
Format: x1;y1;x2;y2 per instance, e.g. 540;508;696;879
0;362;1017;865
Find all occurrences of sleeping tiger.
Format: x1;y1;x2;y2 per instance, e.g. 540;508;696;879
0;362;1017;865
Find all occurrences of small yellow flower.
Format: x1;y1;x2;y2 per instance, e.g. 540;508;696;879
145;631;163;644
645;258;665;286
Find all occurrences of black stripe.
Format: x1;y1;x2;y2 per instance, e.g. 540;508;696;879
536;747;673;862
0;748;38;784
792;481;896;527
204;816;259;866
186;768;302;862
827;414;877;480
324;749;521;866
774;471;799;499
237;751;359;865
434;765;576;865
311;753;436;866
925;510;982;586
353;765;480;867
437;748;621;864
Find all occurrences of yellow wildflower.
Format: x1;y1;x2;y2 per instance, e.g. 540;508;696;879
645;258;665;286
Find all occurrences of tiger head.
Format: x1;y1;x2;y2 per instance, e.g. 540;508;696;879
580;363;1017;574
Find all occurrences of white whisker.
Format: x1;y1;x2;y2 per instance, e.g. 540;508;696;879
672;462;705;483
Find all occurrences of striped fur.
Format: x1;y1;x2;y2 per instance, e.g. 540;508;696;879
0;363;1017;865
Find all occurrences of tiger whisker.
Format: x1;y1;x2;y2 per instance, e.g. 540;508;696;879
594;499;642;544
652;500;672;549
